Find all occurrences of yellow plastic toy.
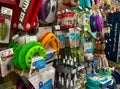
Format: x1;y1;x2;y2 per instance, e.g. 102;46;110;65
40;32;59;52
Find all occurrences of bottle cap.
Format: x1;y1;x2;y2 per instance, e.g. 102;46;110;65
74;57;77;62
65;55;67;59
63;58;66;64
61;77;64;85
70;60;73;66
69;56;72;61
70;80;74;87
59;76;61;82
67;60;70;65
74;73;78;83
59;55;61;59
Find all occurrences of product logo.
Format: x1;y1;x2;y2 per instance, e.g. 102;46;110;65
19;0;31;26
39;82;43;88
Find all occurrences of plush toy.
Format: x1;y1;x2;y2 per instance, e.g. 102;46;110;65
93;32;105;54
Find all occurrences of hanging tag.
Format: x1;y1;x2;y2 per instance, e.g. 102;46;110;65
55;25;60;30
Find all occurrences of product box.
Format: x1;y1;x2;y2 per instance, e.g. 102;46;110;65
29;65;55;89
29;56;46;77
0;48;14;77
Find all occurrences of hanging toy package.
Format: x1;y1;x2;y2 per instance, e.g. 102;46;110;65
69;28;80;48
0;48;14;77
0;6;12;43
55;30;65;49
60;9;76;30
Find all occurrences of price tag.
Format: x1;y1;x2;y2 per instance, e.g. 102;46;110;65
25;35;37;43
29;36;37;41
1;7;12;15
55;25;60;30
0;48;13;57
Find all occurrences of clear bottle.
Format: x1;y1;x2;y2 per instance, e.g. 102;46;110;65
65;55;68;65
66;79;69;88
63;57;66;68
58;55;61;64
61;77;64;86
55;55;58;65
74;73;78;87
70;80;74;89
67;59;70;69
58;73;62;84
74;57;78;68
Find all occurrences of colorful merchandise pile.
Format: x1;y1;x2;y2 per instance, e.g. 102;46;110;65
0;0;120;89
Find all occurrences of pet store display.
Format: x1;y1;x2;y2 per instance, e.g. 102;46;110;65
0;0;120;89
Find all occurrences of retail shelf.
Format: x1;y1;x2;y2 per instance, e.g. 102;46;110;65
55;64;87;74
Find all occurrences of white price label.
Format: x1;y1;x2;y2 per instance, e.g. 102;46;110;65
0;48;13;57
1;7;12;15
72;69;76;74
29;36;37;41
55;25;60;30
28;73;40;89
25;36;37;43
